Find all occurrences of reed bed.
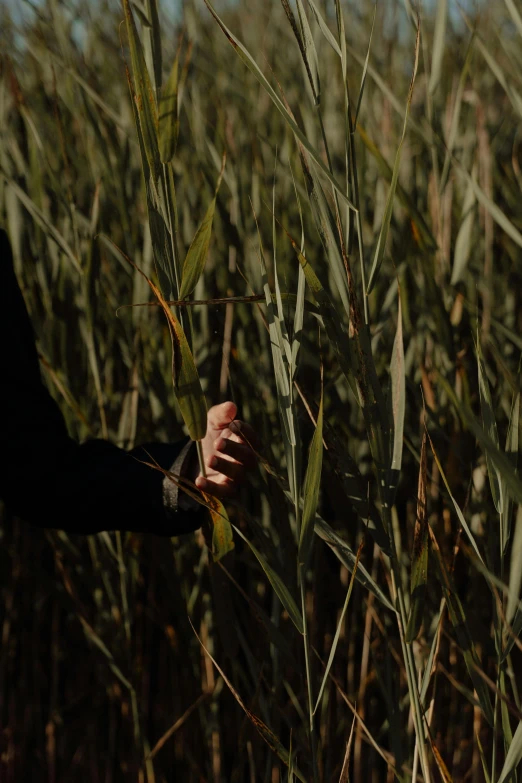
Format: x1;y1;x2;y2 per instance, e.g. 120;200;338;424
1;1;522;780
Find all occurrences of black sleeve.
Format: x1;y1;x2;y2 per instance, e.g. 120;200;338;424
0;229;202;536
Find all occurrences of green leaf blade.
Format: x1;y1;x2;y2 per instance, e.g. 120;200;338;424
179;197;216;300
123;0;161;182
159;52;180;164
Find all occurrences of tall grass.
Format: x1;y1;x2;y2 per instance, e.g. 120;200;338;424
1;0;522;780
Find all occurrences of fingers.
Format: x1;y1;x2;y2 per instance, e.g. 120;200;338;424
199;402;259;502
214;436;257;469
207;401;238;431
195;475;235;500
221;419;259;449
207;453;245;481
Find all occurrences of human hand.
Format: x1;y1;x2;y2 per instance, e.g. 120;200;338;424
194;401;258;501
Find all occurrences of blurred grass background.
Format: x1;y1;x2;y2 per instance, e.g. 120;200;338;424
0;0;521;781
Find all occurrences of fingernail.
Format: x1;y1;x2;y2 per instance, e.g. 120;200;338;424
229;421;239;433
215;438;226;452
208;456;218;469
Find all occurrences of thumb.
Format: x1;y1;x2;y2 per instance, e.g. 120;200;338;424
207;401;238;431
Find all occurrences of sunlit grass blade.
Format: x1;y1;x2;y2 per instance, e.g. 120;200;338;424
305;0;341;56
5;178;81;274
315;517;394;611
451;171;476;284
366;17;420;294
497;720;522;783
502;390;520;553
505;0;522;37
389;293;405;501
255;215;296;450
313;538;363;713
462;166;522;249
428;0;447;94
462;13;522;118
143;0;162;92
295;0;320;104
203;0;355;210
280;0;319;105
354;4;376;124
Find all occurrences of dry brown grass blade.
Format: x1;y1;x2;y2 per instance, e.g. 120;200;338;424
147;691;211;760
190;621;307;782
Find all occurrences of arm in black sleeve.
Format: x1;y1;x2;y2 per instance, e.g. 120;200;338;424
0;229;202;536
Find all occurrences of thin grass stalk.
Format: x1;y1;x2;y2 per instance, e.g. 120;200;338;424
411;668;423;783
347;110;369;325
116;531;131;645
290;395;318;780
335;0;370;325
299;566;319;783
196;440;207;479
389;547;432;782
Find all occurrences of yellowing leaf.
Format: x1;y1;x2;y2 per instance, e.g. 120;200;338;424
205;494;234;561
103;237;207;440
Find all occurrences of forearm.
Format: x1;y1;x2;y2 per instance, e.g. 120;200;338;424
1;394;203;535
1;229;203;536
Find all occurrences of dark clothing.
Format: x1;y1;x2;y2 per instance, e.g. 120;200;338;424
0;229;201;536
